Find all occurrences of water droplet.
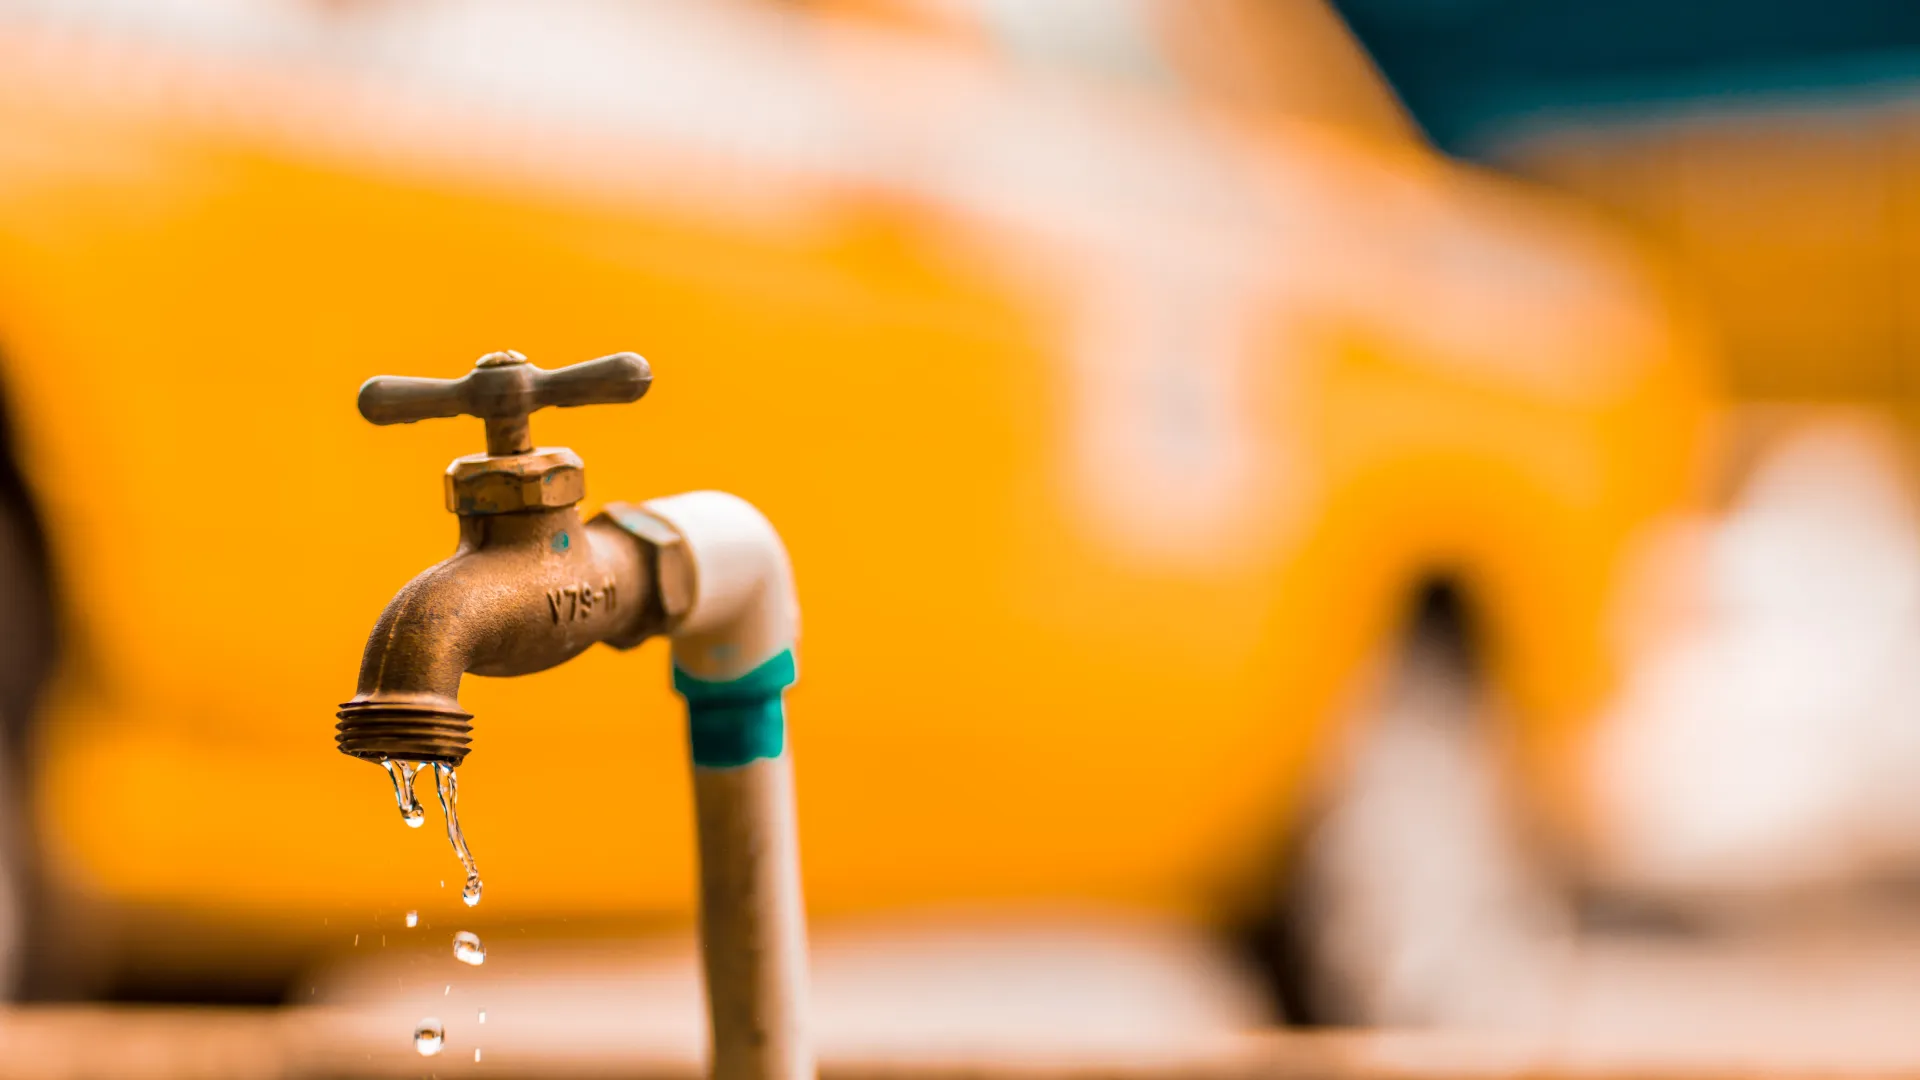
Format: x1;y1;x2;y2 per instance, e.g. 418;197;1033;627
475;1047;483;1062
444;984;451;995
383;760;426;828
405;910;418;928
433;763;484;909
453;930;486;966
414;1018;444;1057
478;1008;486;1025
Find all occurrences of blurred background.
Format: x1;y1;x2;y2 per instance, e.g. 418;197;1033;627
1;0;1920;1075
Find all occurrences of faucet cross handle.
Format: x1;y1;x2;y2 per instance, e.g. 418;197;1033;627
358;350;652;456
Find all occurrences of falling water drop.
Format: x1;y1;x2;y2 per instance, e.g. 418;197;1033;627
405;910;419;928
478;1008;486;1025
453;930;486;966
434;763;483;907
475;1047;483;1063
383;760;426;828
414;1018;445;1057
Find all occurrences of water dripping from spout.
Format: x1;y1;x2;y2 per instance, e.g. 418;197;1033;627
434;762;483;907
383;760;426;828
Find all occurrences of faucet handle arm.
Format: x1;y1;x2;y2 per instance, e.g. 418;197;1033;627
358;350;653;456
534;352;652;410
357;374;475;426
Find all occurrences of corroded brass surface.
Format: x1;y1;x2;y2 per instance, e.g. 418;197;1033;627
335;506;664;763
445;448;586;514
337;351;669;765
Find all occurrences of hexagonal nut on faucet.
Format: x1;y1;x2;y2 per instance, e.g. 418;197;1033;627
445;449;586;515
595;501;694;647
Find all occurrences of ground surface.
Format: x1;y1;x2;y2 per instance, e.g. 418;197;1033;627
8;912;1920;1079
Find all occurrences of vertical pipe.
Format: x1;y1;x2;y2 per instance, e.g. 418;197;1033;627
677;651;810;1080
648;491;809;1080
692;753;812;1080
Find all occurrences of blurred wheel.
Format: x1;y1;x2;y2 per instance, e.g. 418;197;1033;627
0;367;58;999
1269;584;1573;1028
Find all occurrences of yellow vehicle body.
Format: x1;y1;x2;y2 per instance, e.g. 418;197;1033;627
0;2;1707;972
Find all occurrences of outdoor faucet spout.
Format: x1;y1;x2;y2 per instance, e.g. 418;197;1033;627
336;505;654;765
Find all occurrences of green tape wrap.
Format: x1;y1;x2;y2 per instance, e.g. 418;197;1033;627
673;648;797;768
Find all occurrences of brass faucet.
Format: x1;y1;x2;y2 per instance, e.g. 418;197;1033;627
335;349;678;764
338;350;812;1080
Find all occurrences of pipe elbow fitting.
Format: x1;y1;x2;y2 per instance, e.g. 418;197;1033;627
637;492;801;769
641;491;798;680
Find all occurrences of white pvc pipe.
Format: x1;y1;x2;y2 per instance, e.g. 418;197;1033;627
641;491;812;1080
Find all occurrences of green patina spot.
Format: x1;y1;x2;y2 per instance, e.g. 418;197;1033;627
551;531;570;552
673;649;796;768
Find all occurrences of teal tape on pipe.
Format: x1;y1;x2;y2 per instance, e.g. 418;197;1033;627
673;648;797;768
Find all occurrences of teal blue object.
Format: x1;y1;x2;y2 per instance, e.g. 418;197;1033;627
552;530;570;552
674;649;796;768
1328;0;1920;157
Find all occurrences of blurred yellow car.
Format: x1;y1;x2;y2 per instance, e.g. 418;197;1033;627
0;0;1709;1004
1479;58;1920;911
